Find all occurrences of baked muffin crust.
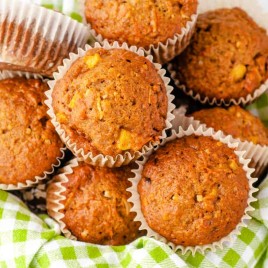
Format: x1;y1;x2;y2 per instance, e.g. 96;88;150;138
138;135;249;246
84;0;197;48
52;48;168;157
0;78;63;185
173;8;268;100
57;162;143;245
192;106;268;146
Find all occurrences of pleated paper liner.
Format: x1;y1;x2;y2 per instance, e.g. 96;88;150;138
45;41;175;168
170;106;188;132
46;158;79;241
172;112;268;178
77;0;197;65
0;0;90;77
0;70;65;190
168;0;268;106
127;124;257;255
168;67;268;107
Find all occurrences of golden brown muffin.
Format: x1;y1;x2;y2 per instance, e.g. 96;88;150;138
192;106;268;146
0;78;63;185
172;8;268;101
48;162;144;245
52;48;168;157
138;135;249;246
84;0;197;48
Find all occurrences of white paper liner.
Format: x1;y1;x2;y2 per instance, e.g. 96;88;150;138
168;65;268;107
21;180;48;213
46;158;79;241
0;70;43;80
78;0;198;64
167;0;268;106
127;124;258;255
0;71;66;190
144;13;197;64
45;40;175;168
172;113;268;178
0;0;90;77
170;106;188;132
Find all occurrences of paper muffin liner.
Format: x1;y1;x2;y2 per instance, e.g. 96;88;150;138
168;0;268;106
127;124;258;255
20;180;48;213
78;0;197;64
0;71;66;190
46;158;79;241
0;70;43;80
172;112;268;178
170;106;188;132
45;40;175;168
168;64;268;106
0;0;90;77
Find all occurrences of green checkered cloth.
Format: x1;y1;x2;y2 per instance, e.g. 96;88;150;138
1;0;268;267
27;0;83;22
0;191;187;268
1;177;268;268
247;93;268;127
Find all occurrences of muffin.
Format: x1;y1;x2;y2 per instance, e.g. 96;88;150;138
83;0;198;64
84;0;197;48
52;47;168;159
137;135;249;246
0;78;63;187
47;161;144;245
0;0;89;77
191;106;268;145
171;7;268;101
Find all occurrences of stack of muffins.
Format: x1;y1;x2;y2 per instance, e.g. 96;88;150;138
1;0;268;254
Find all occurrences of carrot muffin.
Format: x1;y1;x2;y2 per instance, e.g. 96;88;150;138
192;106;268;146
52;48;168;157
172;8;268;101
0;78;63;186
47;162;144;245
84;0;197;48
138;135;249;246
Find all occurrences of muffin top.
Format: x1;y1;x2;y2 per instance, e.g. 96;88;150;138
0;78;63;185
84;0;197;48
52;48;168;157
173;7;268;100
56;162;143;245
138;135;249;246
192;106;268;145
